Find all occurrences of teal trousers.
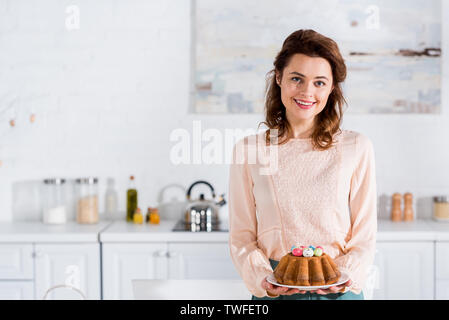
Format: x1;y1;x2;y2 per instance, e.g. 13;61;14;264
252;259;364;300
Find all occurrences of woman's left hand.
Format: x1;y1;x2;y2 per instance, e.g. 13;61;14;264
309;279;352;295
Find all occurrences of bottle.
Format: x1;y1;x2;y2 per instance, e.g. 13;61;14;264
105;178;118;220
126;176;138;222
149;208;160;225
391;193;402;222
145;207;153;223
403;192;414;221
133;207;143;224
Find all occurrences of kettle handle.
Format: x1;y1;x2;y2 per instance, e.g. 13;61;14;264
186;180;216;200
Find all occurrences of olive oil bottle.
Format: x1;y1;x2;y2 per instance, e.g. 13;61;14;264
126;175;138;222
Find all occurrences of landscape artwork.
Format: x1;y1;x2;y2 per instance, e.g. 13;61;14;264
192;0;441;114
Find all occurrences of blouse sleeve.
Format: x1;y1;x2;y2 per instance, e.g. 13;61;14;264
334;134;378;294
228;138;274;298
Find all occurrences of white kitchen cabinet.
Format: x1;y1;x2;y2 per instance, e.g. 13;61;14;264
372;242;434;300
436;279;449;300
436;242;449;299
0;244;33;279
102;243;168;300
34;243;100;300
102;242;240;299
0;244;35;300
167;242;240;280
0;281;34;299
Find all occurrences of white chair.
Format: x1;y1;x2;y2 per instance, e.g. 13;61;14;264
132;279;251;300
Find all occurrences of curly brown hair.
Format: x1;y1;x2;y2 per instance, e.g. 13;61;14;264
260;29;347;150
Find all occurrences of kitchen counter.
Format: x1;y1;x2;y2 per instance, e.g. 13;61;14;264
1;219;449;243
424;220;449;241
100;218;449;243
0;221;112;243
99;220;230;242
376;219;437;241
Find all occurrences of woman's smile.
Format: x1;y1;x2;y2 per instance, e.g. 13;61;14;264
294;98;317;109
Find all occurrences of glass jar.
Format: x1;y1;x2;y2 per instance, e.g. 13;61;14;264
433;196;449;221
42;178;67;224
104;178;118;220
75;177;99;224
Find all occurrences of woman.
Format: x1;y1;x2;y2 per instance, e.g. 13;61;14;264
228;29;377;300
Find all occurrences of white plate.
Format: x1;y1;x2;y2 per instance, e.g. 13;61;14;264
267;271;350;291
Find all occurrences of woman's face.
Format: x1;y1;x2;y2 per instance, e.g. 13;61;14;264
276;53;334;126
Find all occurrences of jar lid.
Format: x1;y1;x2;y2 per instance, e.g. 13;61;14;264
75;177;98;184
43;178;66;184
433;196;448;203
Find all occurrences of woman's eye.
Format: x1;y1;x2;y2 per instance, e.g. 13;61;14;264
315;81;326;87
291;77;301;82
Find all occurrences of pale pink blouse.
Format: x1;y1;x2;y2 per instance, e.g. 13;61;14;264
228;130;377;297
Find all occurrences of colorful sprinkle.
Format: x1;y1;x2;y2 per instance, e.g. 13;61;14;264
292;248;303;256
303;248;314;257
290;244;325;257
314;248;323;257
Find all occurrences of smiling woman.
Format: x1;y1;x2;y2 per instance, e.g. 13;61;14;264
228;29;377;301
262;29;347;150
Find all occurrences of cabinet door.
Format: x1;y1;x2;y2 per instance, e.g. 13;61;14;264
0;244;33;280
373;242;434;300
167;242;240;280
102;243;168;300
34;243;100;300
436;279;449;300
436;242;449;299
0;281;34;300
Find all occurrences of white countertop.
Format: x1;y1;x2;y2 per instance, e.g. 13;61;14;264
376;219;437;241
99;220;230;242
422;220;449;241
99;219;449;243
0;221;112;243
1;218;449;243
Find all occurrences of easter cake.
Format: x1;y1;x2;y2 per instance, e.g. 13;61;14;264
273;245;340;286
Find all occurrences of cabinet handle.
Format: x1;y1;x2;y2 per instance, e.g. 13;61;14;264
167;251;178;258
33;251;44;258
153;250;167;258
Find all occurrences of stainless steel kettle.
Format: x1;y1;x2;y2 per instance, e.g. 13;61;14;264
184;180;226;225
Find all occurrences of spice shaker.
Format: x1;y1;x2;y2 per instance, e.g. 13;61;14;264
391;193;402;222
75;177;99;224
403;192;414;221
433;196;449;222
42;178;67;224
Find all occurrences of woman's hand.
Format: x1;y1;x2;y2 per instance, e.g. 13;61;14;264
261;277;352;297
309;279;352;295
261;277;307;297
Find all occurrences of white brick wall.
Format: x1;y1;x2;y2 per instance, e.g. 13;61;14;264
0;0;448;222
